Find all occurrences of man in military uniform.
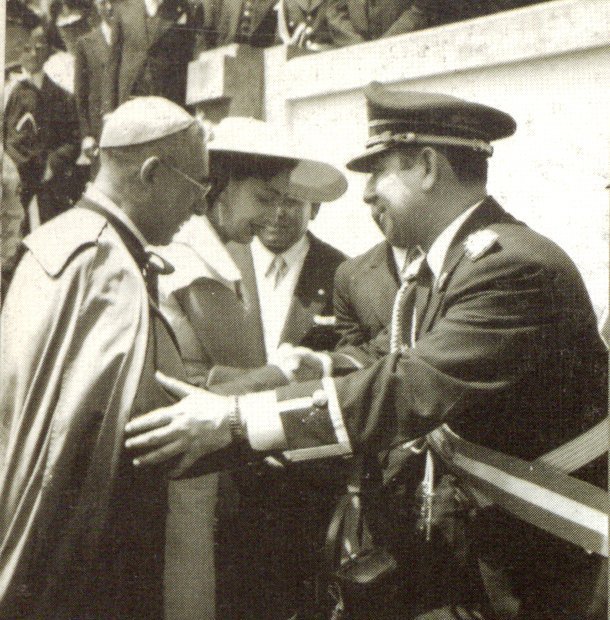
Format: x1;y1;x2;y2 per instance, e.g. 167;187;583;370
125;85;608;619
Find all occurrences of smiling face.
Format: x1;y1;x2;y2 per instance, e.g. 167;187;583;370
20;27;51;75
363;148;428;250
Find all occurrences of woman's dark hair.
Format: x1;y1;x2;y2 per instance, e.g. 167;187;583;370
206;152;297;208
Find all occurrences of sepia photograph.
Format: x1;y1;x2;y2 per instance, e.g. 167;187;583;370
1;0;609;618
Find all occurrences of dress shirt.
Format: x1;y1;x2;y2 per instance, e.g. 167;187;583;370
100;21;112;45
391;245;409;279
144;0;161;18
251;234;310;360
84;184;149;248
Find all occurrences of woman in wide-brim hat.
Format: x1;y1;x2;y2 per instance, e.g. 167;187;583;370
156;116;347;620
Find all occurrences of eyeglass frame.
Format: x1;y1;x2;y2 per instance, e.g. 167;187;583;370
159;158;213;200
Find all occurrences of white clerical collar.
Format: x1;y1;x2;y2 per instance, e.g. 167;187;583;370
84;183;149;248
426;199;484;281
144;0;161;17
251;234;310;276
100;20;112;44
157;214;242;295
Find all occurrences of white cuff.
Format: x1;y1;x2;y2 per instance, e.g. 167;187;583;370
241;390;287;452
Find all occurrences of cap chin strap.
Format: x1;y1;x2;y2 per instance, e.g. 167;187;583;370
367;130;493;156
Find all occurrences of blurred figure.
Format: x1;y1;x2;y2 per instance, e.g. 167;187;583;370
74;0;117;171
327;0;500;46
4;25;81;228
196;0;277;51
111;0;200;107
1;151;26;298
276;0;334;51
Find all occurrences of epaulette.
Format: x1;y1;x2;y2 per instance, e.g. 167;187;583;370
463;228;499;261
24;209;107;277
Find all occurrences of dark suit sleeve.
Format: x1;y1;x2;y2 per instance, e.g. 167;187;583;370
333;259;370;347
4;87;44;171
382;3;429;37
242;254;566;460
47;91;80;174
73;39;91;139
326;0;365;45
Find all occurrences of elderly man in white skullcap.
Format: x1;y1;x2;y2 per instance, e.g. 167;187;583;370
0;97;220;620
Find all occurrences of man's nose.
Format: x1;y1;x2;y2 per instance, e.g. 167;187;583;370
363;176;377;205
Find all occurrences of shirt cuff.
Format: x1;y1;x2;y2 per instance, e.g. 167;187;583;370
240;390;287;452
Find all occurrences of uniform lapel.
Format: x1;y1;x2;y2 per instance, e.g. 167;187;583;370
418;197;509;336
293;0;324;13
367;241;400;327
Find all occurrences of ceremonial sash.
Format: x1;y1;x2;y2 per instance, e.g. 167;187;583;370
426;418;609;557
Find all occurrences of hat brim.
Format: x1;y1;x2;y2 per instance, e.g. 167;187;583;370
209;144;348;203
346;143;392;173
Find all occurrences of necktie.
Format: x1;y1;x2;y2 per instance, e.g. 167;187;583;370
267;254;289;289
390;253;428;353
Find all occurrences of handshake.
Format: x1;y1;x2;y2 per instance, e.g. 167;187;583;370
124;344;332;475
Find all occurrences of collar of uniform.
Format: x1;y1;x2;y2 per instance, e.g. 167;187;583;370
157;214;242;296
426;199;483;282
251;234;310;279
84;184;149;249
144;0;161;17
391;245;408;278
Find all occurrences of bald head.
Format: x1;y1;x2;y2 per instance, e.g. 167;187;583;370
95;97;208;245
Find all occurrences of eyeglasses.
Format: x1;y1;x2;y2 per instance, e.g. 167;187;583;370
160;159;212;199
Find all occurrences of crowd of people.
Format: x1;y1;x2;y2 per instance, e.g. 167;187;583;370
1;2;608;620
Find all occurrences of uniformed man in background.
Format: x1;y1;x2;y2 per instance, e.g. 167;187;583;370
125;85;608;619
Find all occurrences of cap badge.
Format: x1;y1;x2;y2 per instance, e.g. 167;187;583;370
464;229;499;261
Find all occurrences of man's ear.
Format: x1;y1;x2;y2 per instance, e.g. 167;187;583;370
310;202;321;220
419;147;439;192
140;156;161;184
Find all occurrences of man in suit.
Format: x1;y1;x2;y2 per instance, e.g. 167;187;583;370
127;85;608;619
196;0;278;50
326;0;499;46
111;0;199;107
4;25;81;227
74;0;117;168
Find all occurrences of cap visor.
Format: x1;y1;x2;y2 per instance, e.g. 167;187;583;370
346;143;390;173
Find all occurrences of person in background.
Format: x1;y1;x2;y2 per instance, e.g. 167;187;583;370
126;84;608;620
157;116;348;620
110;0;199;107
1;151;26;298
195;0;278;51
276;0;334;51
4;25;81;229
74;0;117;172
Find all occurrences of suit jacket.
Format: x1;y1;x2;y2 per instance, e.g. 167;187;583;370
112;0;199;106
334;240;399;347
262;196;608;618
327;0;499;45
4;75;80;190
197;0;278;51
73;26;116;141
0;202;185;618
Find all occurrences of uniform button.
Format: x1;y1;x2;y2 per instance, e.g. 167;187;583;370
312;389;328;408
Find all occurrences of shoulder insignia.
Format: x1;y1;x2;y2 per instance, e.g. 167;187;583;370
24;208;106;277
464;229;499;261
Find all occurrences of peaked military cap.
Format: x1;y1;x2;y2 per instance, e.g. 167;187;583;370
347;83;517;172
99;97;197;148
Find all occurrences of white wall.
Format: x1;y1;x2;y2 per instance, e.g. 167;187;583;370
264;0;610;317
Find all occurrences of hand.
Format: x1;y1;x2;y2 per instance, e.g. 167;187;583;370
124;372;232;476
270;343;331;382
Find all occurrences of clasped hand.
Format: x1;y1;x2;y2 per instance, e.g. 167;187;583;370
124;372;232;477
270;342;331;382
